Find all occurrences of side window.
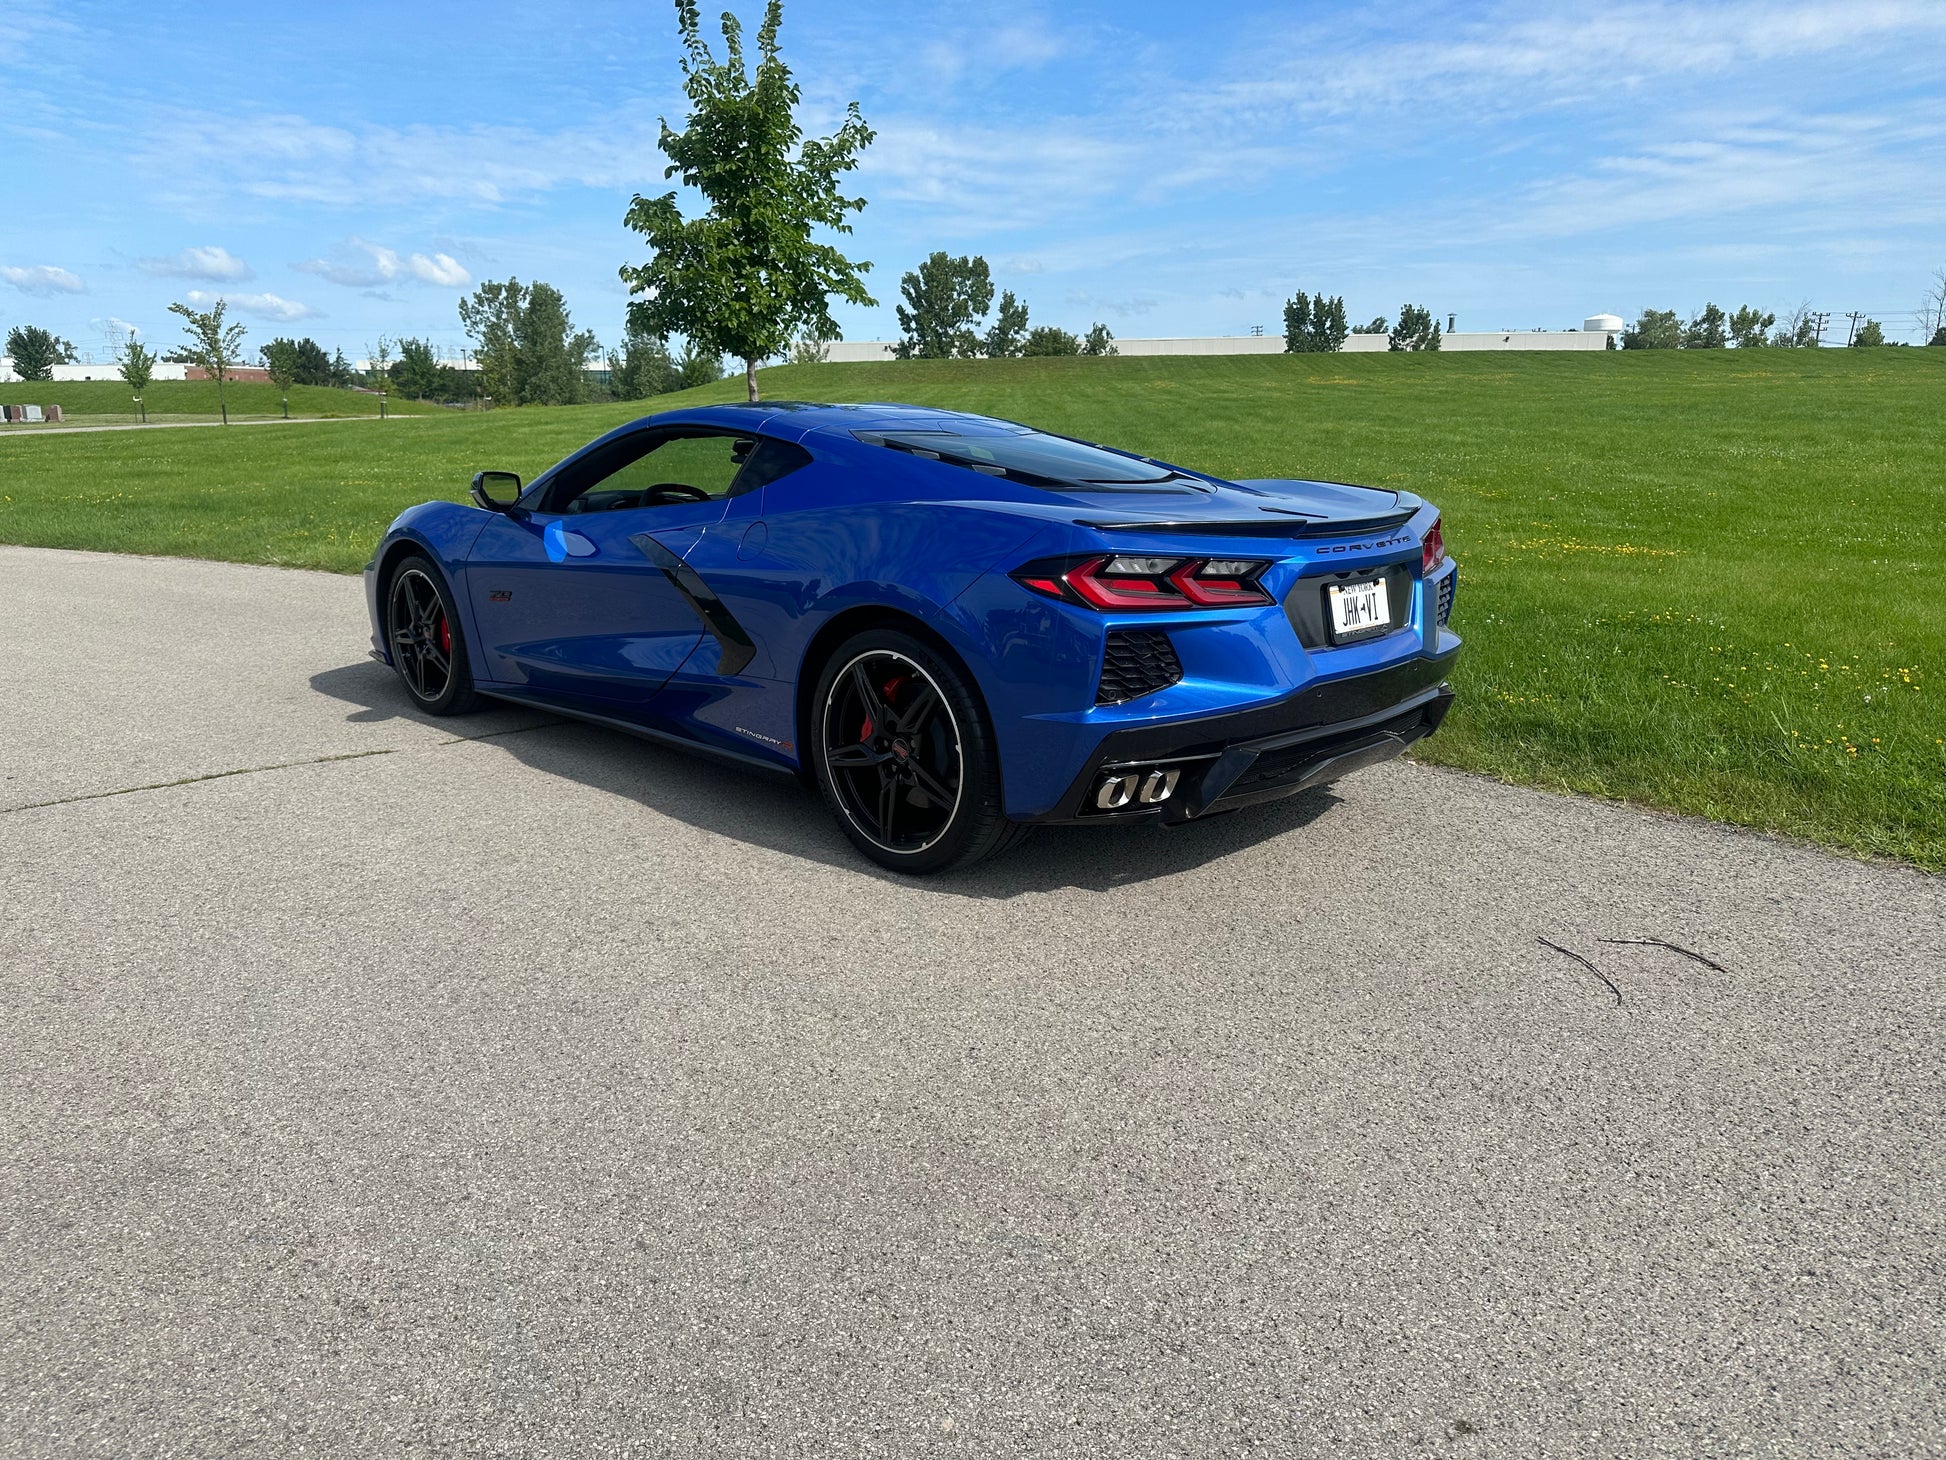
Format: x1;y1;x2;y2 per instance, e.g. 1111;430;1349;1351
555;432;748;514
729;437;813;497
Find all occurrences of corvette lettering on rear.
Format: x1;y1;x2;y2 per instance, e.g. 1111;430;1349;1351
1316;533;1413;555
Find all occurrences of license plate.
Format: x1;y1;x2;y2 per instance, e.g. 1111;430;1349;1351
1327;577;1391;638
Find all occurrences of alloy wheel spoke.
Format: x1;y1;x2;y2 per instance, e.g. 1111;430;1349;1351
877;770;899;839
828;742;889;768
850;662;889;727
894;682;938;736
908;760;957;808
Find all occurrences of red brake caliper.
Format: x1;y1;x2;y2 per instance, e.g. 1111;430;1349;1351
862;676;906;743
438;616;452;654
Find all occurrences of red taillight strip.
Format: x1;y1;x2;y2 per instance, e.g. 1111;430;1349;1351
1421;515;1445;574
1013;556;1273;611
1164;562;1269;606
1065;556;1190;609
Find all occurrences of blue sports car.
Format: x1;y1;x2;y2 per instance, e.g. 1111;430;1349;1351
366;402;1459;873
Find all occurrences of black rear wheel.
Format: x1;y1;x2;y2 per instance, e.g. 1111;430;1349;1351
385;555;479;715
811;629;1025;874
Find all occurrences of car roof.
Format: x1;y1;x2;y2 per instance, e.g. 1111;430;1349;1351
648;400;1032;440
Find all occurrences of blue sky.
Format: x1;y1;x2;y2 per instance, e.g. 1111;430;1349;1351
4;0;1944;362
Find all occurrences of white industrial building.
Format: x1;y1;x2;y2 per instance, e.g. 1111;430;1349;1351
824;315;1624;362
0;358;191;384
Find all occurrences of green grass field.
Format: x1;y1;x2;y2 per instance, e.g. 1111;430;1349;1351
0;378;439;427
3;350;1941;870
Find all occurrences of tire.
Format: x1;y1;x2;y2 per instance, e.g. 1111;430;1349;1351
383;554;480;716
810;628;1028;875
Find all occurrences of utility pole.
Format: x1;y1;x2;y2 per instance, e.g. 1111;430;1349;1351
1812;311;1830;346
1843;311;1863;347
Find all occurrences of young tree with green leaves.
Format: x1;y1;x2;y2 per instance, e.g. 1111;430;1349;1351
115;334;156;422
1850;318;1885;347
1727;305;1775;348
1389;304;1441;351
391;338;446;400
329;347;356;388
5;325;77;381
621;0;875;402
1621;308;1681;349
982;289;1030;358
165;298;247;424
1682;303;1728;348
893;252;993;359
262;337;299;418
1283;292;1349;353
366;337;395;416
1081;322;1118;357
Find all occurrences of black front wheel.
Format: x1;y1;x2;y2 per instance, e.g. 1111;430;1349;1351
811;629;1025;874
385;555;479;715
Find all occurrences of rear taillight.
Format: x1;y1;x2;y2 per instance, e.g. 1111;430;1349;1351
1421;516;1445;574
1013;555;1274;611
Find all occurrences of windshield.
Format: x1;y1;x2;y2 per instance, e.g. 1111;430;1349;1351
856;429;1187;488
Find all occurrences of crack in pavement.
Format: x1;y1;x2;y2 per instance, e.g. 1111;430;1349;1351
1;724;558;816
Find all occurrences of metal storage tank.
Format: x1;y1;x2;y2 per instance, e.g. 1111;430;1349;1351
1583;313;1624;333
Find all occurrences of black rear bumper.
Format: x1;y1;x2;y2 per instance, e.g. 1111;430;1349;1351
1035;649;1458;825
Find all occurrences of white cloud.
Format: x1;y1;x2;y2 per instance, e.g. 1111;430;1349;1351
0;0;70;65
920;19;1069;85
144;109;660;211
184;289;319;322
410;251;471;287
0;263;85;296
137;245;253;282
863;120;1141;230
1202;0;1946;123
92;315;142;340
296;238;472;289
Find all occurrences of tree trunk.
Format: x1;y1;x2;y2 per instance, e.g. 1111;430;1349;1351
745;357;759;403
218;374;228;426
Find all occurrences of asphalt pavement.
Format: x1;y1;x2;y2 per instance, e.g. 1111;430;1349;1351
3;544;1941;1458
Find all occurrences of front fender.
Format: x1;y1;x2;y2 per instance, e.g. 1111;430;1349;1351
363;501;495;668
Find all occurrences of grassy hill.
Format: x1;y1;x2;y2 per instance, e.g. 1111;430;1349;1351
0;378;441;424
3;348;1942;869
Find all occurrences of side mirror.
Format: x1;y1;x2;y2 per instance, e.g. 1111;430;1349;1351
470;470;523;511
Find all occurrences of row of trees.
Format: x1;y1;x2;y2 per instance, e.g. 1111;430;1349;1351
1283;294;1443;352
1620;303;1915;348
886;252;1116;359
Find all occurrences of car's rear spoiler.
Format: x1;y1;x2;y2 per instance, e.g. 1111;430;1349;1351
1072;507;1419;537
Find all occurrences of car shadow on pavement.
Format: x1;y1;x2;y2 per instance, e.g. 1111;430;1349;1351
310;660;1342;896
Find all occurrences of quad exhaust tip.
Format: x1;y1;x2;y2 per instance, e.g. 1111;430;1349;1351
1095;766;1182;811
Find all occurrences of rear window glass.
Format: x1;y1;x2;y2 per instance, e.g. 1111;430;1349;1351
855;429;1182;488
